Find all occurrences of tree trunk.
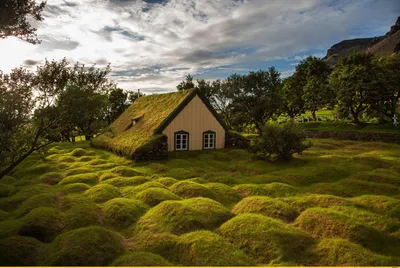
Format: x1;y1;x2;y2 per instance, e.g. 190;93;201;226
351;110;360;125
85;135;92;141
312;110;317;121
0;148;34;180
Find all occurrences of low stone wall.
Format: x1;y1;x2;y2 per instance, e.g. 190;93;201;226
225;131;251;149
133;135;169;160
306;130;400;144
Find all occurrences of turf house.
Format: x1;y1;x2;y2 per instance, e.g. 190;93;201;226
92;89;236;160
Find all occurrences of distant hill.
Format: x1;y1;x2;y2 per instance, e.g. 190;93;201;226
324;16;400;66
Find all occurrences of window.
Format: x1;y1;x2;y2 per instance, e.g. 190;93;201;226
175;131;189;151
203;131;216;149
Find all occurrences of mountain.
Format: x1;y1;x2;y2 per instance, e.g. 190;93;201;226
324;16;400;66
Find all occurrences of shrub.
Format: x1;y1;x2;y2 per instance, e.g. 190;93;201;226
232;196;298;222
102;176;150;187
84;184;121;203
205;183;241;206
0;236;44;266
136;188;181;207
64;203;103;230
136;197;233;235
177;230;253;266
58;173;98;185
111;252;172;266
219;213;314;265
169;181;215;199
310;238;395;266
18;207;64;242
103;198;149;230
39;226;124;266
250;121;312;160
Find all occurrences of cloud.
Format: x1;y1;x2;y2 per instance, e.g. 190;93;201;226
23;59;42;67
0;0;398;93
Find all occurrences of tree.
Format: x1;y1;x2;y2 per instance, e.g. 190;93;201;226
176;74;195;91
127;91;144;103
282;77;305;119
108;87;128;123
229;68;283;134
0;0;46;44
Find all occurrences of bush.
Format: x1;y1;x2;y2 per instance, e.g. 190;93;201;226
103;198;149;230
84;184;121;203
136;197;233;235
177;230;253;266
111;252;172;266
39;226;124;266
0;236;44;265
250;122;312;160
136;188;181;207
219;213;314;265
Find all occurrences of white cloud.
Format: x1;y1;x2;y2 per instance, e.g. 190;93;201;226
0;0;398;93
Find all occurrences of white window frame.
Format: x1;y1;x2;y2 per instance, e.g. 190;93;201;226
175;133;188;151
203;132;216;149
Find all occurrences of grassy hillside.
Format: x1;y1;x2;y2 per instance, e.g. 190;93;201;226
0;139;400;266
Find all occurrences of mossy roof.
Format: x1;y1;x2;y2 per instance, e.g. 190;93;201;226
92;89;227;157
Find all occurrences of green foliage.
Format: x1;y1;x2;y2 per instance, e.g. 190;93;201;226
103;198;149;230
219;213;315;265
169;181;215;199
232;196;298;222
250;121;312;160
83;184;121;203
111;252;172;266
0;236;44;266
39;226;124;266
136;197;233;234
136;188;181;206
176;74;195;91
178;230;254;266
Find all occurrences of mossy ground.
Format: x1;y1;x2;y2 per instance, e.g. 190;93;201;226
0;139;399;265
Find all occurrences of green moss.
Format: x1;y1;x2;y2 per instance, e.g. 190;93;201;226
58;173;98;185
84;184;121;203
103;198;149;230
351;195;400;218
169;181;215;199
0;236;44;266
311;238;396;266
0;210;8;221
219;213;314;265
70;148;94;157
186;177;207;184
178;230;253;266
294;207;399;255
110;166;143;177
204;182;241;206
56;182;91;194
136;188;181;206
0;175;17;184
232;196;298;222
13;192;57;217
65;167;95;176
154;177;178;187
38;172;64;185
0;184;16;198
102;176;150;187
283;194;353;213
99;172;118;181
0;184;50;211
122;182;167;198
64;203;103;230
18;207;64;242
0;219;21;238
137;197;233;235
111;252;172;266
40;226;124;266
233;183;300;198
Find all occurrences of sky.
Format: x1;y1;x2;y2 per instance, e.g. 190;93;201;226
0;0;399;94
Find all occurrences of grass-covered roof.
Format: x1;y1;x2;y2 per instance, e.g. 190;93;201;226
91;89;194;157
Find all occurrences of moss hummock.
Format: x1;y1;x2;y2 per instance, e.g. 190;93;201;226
0;236;44;266
58;173;98;185
169;181;215;199
101;176;150;187
64;203;103;230
136;188;181;206
111;252;172;266
84;184;121;203
103;198;149;230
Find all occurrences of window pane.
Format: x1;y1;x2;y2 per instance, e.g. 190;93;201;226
176;144;181;149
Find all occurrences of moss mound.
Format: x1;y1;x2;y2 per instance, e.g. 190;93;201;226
84;184;121;203
136;188;181;206
0;210;8;221
122;182;167;198
0;175;17;184
204;182;241;206
38;172;64;185
99;172;118;181
351;195;400;219
64;203;103;230
14;192;57;217
18;207;64;242
0;184;50;211
0;236;44;265
110;166;143;177
219;213;314;265
111;252;172;266
57;182;91;194
169;181;215;199
154;177;178;187
294;207;399;255
70;148;93;157
233;183;299;198
0;184;16;198
103;198;149;230
311;238;395;266
102;176;150;187
137;197;233;234
58;173;98;185
178;230;253;266
283;194;353;213
232;196;298;222
40;226;124;266
186;177;207;184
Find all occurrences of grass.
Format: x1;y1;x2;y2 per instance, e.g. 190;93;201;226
300;121;400;133
0;139;399;265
